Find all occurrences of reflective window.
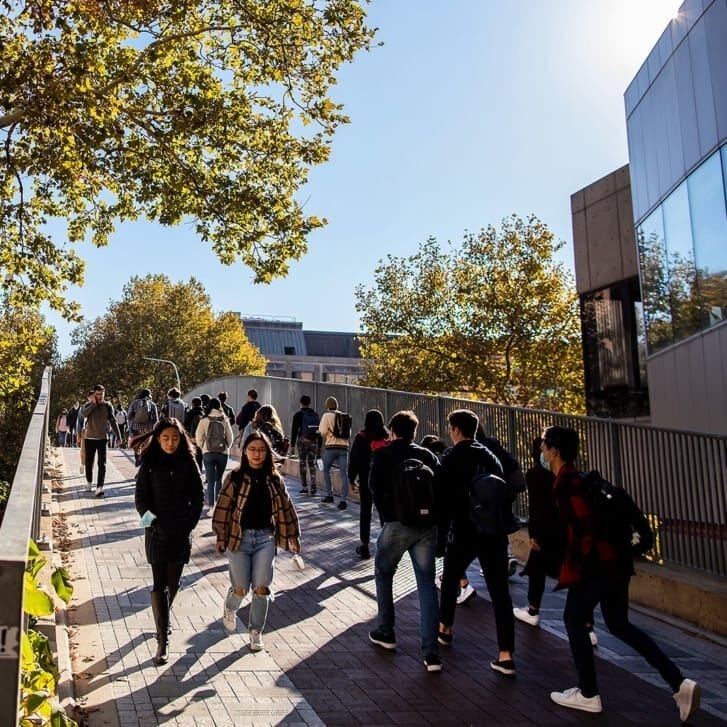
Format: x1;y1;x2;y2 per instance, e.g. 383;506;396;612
688;153;727;329
637;207;673;351
638;145;727;352
662;182;700;339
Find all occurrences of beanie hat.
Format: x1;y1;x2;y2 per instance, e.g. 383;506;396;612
325;396;338;410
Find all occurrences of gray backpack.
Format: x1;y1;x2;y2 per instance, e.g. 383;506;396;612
206;417;227;452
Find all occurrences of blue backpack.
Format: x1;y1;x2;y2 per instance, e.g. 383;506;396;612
300;409;320;438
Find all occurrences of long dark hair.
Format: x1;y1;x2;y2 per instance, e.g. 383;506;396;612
363;409;388;441
132;417;197;462
237;431;277;477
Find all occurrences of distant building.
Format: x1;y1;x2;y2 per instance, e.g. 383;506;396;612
573;0;727;434
238;315;365;384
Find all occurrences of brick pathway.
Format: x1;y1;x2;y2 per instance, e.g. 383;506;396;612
51;447;726;726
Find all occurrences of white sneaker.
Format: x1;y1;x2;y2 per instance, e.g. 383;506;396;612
513;606;540;626
85;481;93;492
550;687;603;713
249;629;264;652
222;604;237;633
435;574;442;590
589;629;598;647
456;583;476;605
673;678;700;723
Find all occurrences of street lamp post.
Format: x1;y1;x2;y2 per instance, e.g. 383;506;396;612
143;357;181;393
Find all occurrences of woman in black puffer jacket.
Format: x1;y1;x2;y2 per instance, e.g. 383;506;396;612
133;417;204;665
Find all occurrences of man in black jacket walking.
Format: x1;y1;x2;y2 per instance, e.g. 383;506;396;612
437;409;519;677
368;410;443;672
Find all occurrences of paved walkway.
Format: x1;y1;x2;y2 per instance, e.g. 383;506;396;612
49;446;726;726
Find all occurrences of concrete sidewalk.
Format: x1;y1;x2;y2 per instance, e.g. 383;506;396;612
49;446;726;726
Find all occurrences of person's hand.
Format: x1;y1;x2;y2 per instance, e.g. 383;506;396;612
216;540;227;554
529;538;540;552
289;538;301;554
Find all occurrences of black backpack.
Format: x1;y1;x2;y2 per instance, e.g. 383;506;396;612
582;470;654;557
468;468;519;535
300;409;320;437
393;458;437;526
332;411;352;439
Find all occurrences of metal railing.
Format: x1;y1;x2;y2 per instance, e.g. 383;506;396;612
0;366;51;724
189;375;727;578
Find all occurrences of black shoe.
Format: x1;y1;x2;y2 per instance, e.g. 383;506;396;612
368;629;396;650
424;653;442;672
337;500;348;510
299;488;308;495
356;544;370;559
321;496;334;503
437;630;453;646
490;658;516;677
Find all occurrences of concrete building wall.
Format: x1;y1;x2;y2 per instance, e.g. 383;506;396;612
571;165;638;295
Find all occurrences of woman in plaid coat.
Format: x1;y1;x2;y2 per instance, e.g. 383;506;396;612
212;430;301;652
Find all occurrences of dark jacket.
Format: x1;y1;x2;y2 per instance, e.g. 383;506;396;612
437;439;506;538
184;405;205;438
290;407;321;448
369;438;440;523
220;401;236;426
348;430;389;489
552;464;624;589
135;450;204;564
66;405;79;430
236;400;261;430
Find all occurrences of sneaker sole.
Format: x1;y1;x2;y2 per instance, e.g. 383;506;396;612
679;683;701;722
368;634;396;650
456;590;476;606
550;694;602;713
490;663;516;677
425;663;442;672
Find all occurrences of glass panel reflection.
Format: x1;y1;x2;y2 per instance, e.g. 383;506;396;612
637;207;673;351
688;153;727;329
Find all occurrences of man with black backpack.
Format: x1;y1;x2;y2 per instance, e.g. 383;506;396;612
368;410;443;673
195;397;234;514
436;409;517;677
290;395;321;496
542;425;699;722
317;396;352;509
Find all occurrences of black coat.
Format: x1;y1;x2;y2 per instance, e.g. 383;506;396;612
135;450;204;564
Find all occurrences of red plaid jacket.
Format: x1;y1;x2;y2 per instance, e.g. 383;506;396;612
553;464;623;589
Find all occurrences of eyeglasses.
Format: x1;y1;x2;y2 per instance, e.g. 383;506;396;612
246;447;268;455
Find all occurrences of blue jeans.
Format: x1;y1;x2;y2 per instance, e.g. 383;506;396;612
374;521;439;656
226;529;276;632
203;451;228;507
323;447;349;500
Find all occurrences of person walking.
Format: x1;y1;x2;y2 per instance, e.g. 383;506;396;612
348;409;389;559
243;404;287;458
134;418;204;666
66;401;80;446
195;397;234;514
128;388;159;466
367;410;443;672
543;425;700;722
212;431;301;652
81;384;122;497
318;396;351;509
55;409;69;447
289;395;321;496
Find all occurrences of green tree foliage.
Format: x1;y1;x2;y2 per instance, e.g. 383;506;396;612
355;215;585;414
0;0;375;322
0;304;56;482
52;273;266;409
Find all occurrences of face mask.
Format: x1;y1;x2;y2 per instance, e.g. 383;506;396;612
539;452;550;471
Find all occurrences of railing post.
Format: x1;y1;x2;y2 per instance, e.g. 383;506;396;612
610;420;623;487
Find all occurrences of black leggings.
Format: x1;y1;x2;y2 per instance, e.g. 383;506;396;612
151;562;184;593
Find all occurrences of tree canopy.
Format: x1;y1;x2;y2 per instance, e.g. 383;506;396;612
52;273;266;409
355;215;585;414
0;0;375;321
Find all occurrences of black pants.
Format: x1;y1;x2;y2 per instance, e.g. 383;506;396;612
564;574;683;698
523;548;547;609
359;483;373;545
440;530;514;653
151;562;184;593
297;437;318;488
85;438;107;487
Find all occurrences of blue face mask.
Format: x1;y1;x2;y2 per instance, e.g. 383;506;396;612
539;452;550;471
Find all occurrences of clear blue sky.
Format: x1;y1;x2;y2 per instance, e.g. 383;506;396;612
50;0;682;358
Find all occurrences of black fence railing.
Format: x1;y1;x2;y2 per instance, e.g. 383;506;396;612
0;366;51;724
188;375;727;579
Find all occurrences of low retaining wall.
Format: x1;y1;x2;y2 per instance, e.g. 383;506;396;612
280;458;727;638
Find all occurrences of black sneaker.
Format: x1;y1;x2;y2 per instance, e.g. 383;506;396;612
337;500;348;510
368;629;396;650
437;630;453;646
321;496;334;503
310;488;317;496
299;487;308;495
490;658;516;677
424;653;442;672
356;544;370;559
